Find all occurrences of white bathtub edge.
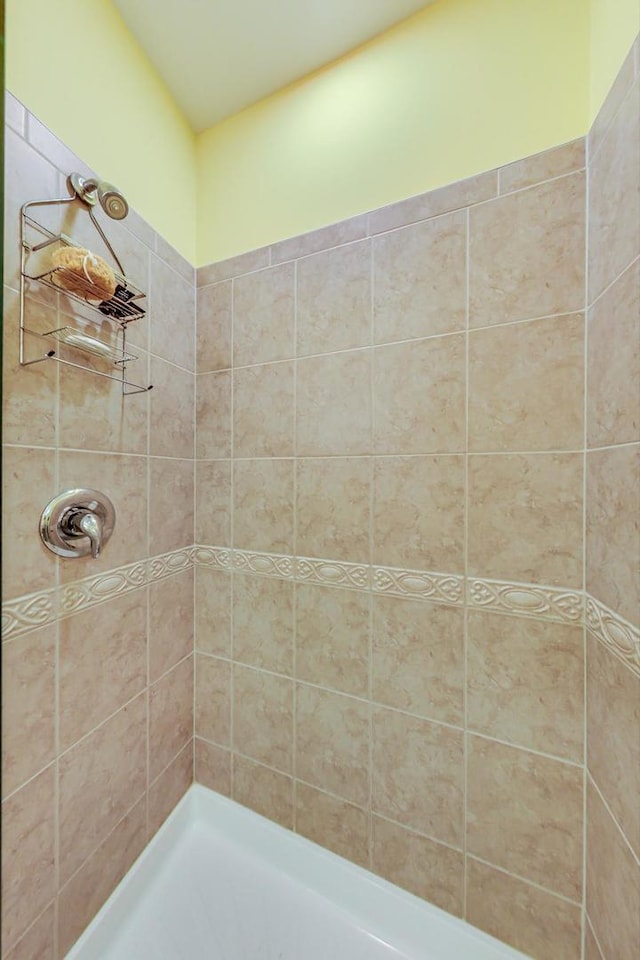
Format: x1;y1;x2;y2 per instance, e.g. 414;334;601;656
65;784;532;960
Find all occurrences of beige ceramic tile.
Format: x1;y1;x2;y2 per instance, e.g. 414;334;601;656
57;450;148;582
296;457;371;564
373;336;465;454
149;656;194;781
589;79;640;301
196;370;231;459
296;783;369;868
2;445;56;599
367;170;497;236
149;356;194;458
233;262;295;365
296;583;369;696
296;239;371;356
466;857;582;960
149;253;195;371
468;453;583;587
469;173;585;327
296;684;369;806
587;779;640;960
149;569;194;681
4;127;61;290
587;259;640;448
468;314;585;451
149;458;195;555
233;755;293;829
58;348;150;456
197;247;270;286
589;39;637;157
373;455;464;571
0;766;55;952
373;211;466;344
587;635;640;857
5;91;25;136
467;611;584;761
195;738;231;796
372;707;463;847
233;665;293;773
148;741;193;836
1;624;56;798
466;735;583;900
195;654;230;746
197;280;232;373
4;904;54;960
270;215;367;264
58;694;147;884
233;574;294;674
154;234;194;286
584;919;605;960
196;460;231;546
296;350;372;456
233;361;294;457
372;597;463;726
372;816;463;915
59;590;147;751
2;287;57;447
233;459;294;553
195;566;231;656
499;139;585;194
58;798;147;957
586;444;640;624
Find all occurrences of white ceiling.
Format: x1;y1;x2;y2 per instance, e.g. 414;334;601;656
114;0;437;132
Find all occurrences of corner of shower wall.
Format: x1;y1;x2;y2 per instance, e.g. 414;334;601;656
191;129;595;958
2;92;197;959
583;32;640;960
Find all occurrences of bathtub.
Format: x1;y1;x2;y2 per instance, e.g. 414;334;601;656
65;784;530;960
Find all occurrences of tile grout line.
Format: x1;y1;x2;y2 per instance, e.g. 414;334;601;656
368;231;376;869
53;283;61;960
292;257;299;832
581;124;590;960
587;771;640;867
463;204;471;920
191;280;197;786
229;274;236;801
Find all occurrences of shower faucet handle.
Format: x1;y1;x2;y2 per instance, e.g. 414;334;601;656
40;488;116;560
66;509;104;559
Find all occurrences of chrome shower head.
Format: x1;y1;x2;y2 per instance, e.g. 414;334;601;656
68;172;129;220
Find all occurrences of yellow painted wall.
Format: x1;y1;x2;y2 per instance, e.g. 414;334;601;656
7;0;638;266
6;0;197;262
590;0;640;120
197;0;591;264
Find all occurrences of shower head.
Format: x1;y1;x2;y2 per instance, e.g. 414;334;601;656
68;172;129;220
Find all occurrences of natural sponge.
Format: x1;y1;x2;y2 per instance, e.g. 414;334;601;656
50;245;117;302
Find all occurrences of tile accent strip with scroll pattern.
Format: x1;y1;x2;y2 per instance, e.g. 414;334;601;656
3;545;639;677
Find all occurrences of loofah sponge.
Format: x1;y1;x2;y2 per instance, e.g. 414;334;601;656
50;246;117;302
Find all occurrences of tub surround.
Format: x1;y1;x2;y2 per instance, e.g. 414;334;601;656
2;98;196;960
3;34;639;960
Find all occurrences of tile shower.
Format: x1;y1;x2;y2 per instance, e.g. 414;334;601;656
2;36;639;960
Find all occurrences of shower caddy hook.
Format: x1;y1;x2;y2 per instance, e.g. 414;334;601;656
18;172;153;395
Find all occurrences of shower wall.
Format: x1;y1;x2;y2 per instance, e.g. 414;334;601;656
2;96;196;959
584;38;640;960
2;33;638;960
192;37;639;960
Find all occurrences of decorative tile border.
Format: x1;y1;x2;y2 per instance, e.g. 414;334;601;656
3;545;639;679
1;587;57;639
586;595;640;678
1;548;195;643
374;566;463;605
467;578;584;624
